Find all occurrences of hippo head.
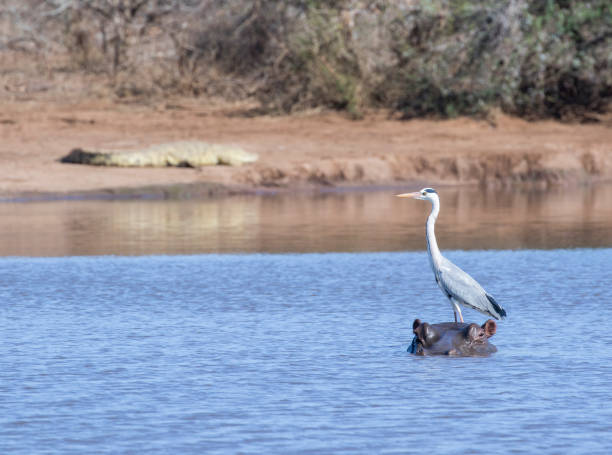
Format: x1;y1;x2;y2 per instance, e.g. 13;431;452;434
409;319;498;357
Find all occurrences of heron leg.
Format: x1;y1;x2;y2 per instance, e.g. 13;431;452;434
450;299;464;323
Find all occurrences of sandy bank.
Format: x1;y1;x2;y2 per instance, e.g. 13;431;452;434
1;99;611;199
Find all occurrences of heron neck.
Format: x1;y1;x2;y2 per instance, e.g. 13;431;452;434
426;198;442;269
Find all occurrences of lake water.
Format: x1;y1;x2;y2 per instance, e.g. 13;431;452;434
2;185;612;454
0;184;611;255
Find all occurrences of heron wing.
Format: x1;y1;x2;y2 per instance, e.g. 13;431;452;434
438;257;506;320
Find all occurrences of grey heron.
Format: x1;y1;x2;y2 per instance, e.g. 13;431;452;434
397;188;506;323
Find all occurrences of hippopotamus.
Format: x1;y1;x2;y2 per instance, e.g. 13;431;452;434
409;318;498;356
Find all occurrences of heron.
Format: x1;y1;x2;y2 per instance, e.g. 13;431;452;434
397;188;507;323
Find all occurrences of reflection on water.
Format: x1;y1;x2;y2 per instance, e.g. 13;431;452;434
0;184;611;256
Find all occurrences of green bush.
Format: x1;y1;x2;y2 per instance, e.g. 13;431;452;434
188;0;611;119
5;0;610;119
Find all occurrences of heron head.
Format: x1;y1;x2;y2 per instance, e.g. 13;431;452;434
396;187;438;201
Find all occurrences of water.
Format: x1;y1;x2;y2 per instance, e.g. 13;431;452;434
2;250;612;454
2;185;612;453
0;184;611;256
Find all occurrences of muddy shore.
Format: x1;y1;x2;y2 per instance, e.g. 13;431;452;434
1;99;611;200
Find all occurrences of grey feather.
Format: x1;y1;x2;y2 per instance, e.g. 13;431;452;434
408;186;507;321
436;257;506;320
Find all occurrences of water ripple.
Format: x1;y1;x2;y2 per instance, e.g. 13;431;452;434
1;250;611;454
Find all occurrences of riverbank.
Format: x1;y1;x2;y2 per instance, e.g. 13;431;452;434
1;99;611;200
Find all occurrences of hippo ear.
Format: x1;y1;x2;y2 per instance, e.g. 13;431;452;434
465;323;482;342
412;319;422;333
482;319;496;338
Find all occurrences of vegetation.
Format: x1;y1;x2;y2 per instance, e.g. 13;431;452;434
1;0;611;119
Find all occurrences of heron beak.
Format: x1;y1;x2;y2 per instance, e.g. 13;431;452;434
396;192;421;199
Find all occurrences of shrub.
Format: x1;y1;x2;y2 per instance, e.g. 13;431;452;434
2;0;610;119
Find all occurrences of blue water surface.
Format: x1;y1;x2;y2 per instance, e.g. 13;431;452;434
2;249;612;454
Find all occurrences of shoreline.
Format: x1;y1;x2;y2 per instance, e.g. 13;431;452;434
1;99;611;201
0;181;437;203
3;179;611;204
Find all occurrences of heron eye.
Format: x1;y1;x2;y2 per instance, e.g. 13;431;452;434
422;192;426;196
